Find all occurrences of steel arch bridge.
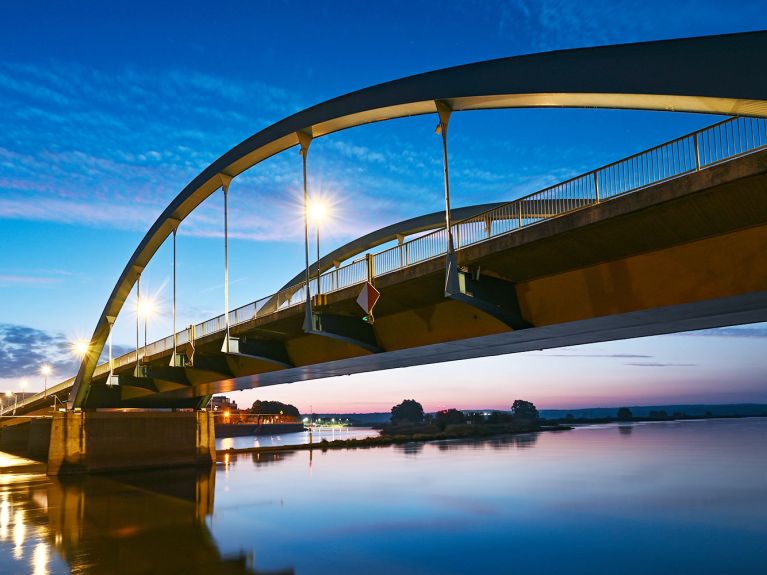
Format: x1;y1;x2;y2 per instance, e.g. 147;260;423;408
9;31;767;414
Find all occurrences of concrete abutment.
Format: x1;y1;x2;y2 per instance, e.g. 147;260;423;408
46;411;215;475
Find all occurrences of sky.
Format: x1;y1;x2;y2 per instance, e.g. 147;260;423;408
1;0;766;412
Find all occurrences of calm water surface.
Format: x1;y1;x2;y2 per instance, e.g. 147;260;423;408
1;418;766;574
216;426;378;450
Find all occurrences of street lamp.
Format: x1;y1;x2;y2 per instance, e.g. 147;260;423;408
40;364;52;397
0;391;8;416
308;197;331;297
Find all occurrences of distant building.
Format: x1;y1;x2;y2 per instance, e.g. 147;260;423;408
208;396;238;412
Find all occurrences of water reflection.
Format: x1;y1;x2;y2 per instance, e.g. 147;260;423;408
394;442;424;456
434;432;540;451
2;419;767;574
221;450;299;472
0;466;295;574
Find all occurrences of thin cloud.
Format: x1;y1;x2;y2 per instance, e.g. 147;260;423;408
684;326;767;338
0;60;430;243
0;274;62;287
0;323;78;378
626;362;697;368
539;353;653;359
494;0;653;51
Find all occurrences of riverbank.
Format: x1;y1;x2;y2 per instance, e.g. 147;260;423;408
216;423;571;458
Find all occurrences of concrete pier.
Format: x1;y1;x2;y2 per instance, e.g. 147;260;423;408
46;411;215;475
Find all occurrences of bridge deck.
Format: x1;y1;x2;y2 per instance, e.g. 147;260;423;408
7;146;767;415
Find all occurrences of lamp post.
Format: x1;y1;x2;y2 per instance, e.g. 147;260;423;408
308;198;329;298
137;296;156;371
40;364;52;397
14;380;28;415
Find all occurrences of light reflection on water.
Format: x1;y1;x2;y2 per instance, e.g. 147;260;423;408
0;418;765;574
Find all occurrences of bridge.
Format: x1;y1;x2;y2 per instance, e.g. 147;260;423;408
2;31;767;473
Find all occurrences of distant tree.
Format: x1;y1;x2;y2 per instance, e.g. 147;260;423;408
435;409;466;429
468;412;485;424
487;411;511;424
672;411;684;419
511;400;539;421
617;407;633;421
704;410;713;418
565;413;574;420
390;399;425;425
249;400;300;417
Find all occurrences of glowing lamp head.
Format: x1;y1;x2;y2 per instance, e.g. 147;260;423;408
137;297;157;320
20;379;28;389
308;198;330;223
40;364;52;377
71;339;89;358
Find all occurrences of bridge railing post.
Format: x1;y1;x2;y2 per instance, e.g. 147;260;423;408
366;253;375;282
594;172;600;202
693;133;701;170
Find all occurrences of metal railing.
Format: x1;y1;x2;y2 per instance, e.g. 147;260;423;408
8;115;762;410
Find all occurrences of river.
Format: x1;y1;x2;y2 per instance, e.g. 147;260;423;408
1;417;765;574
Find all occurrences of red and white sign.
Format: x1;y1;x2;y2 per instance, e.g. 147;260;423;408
356;282;380;314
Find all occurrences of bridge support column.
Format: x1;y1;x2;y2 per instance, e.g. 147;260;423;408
47;411;215;475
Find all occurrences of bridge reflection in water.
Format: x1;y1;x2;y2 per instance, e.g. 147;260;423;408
0;466;294;575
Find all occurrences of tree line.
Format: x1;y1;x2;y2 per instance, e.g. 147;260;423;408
390;399;540;429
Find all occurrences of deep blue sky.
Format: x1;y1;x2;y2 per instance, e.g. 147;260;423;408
1;1;766;411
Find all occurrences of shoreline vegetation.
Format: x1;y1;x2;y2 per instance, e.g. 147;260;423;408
215;398;767;459
218;421;572;457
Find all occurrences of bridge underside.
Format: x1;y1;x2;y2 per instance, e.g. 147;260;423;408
11;149;767;414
